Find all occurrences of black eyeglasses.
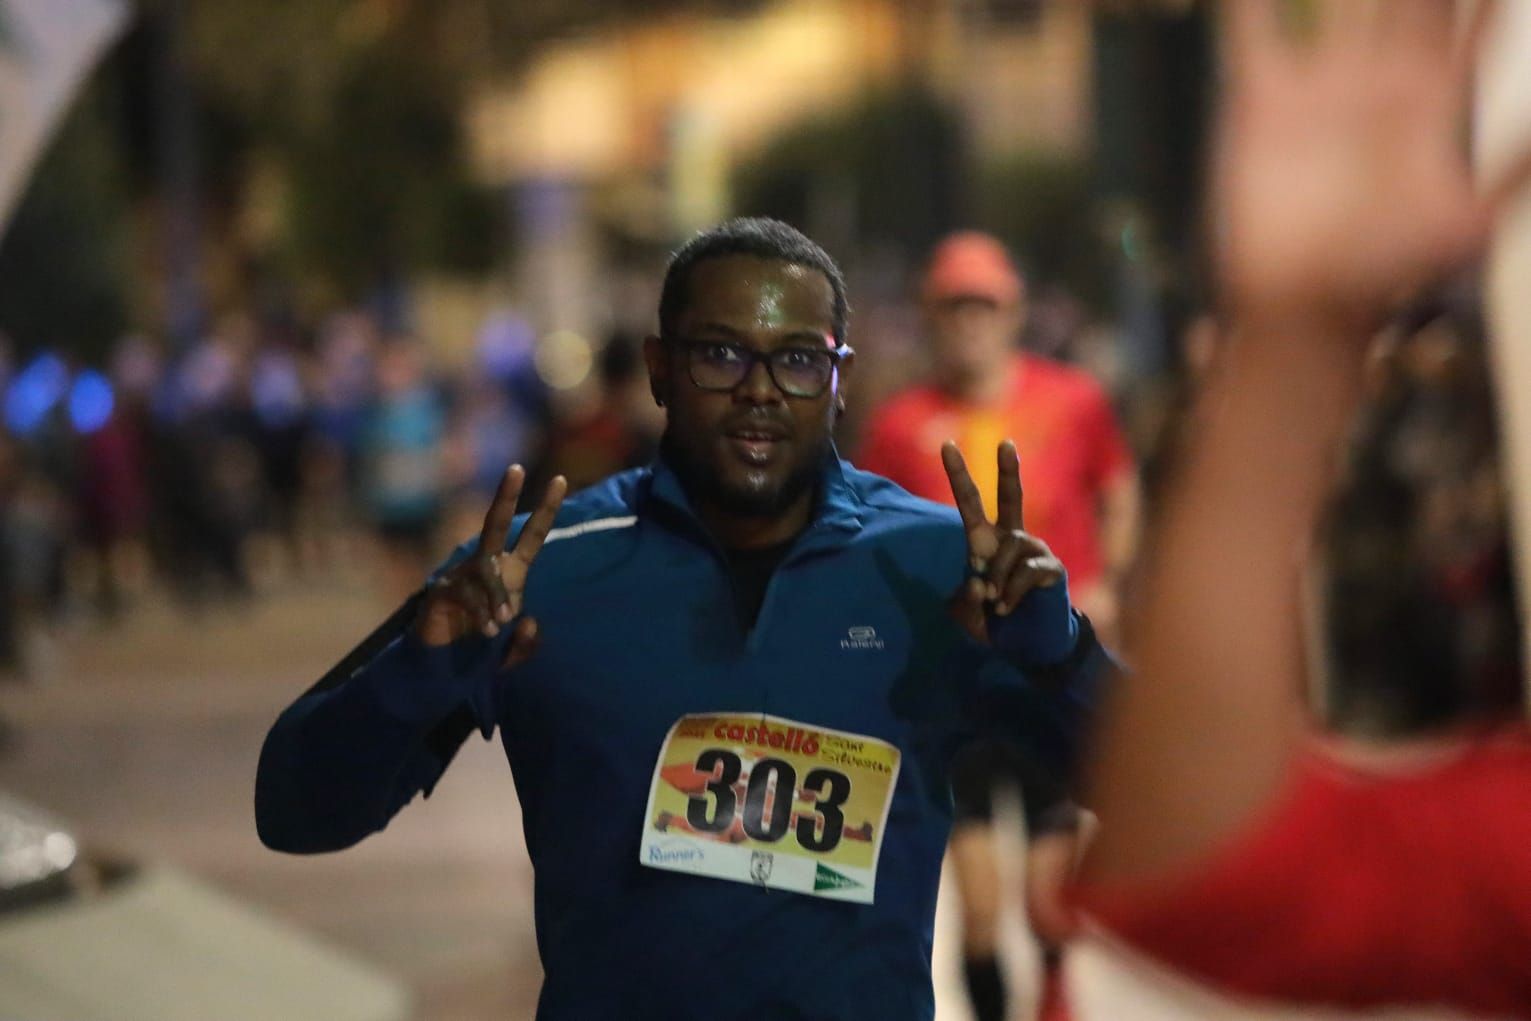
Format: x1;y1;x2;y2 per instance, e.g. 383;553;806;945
666;338;852;399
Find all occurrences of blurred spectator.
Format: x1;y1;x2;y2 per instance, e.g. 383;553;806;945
247;319;313;578
297;311;381;575
602;331;665;466
477;308;549;429
149;328;254;604
858;231;1138;1021
454;308;545;501
453;375;531;502
357;337;448;596
75;374;147;617
4;436;70;679
526;331;662;498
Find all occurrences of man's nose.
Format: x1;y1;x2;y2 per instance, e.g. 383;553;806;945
734;358;784;404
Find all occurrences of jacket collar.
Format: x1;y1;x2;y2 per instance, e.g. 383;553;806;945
643;445;864;554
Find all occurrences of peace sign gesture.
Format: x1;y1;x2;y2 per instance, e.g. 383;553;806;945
414;465;568;668
942;439;1065;643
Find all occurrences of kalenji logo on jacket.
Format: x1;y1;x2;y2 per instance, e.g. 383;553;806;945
841;626;884;650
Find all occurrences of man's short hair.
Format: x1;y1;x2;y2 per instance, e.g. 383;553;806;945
658;217;850;346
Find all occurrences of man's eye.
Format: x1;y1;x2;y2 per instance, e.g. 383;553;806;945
700;344;742;364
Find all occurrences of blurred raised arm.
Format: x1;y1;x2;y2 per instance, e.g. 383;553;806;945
1081;0;1531;885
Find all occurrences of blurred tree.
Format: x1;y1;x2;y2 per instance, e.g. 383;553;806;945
0;78;134;361
173;1;497;305
0;0;789;354
278;40;496;298
735;87;1108;308
179;0;771;121
1092;3;1211;293
172;0;772;305
733;86;968;265
179;0;777;271
977;150;1109;309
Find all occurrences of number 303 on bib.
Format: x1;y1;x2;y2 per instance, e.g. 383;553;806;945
639;713;902;904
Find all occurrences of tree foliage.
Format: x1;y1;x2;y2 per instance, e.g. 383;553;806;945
0;78;134;360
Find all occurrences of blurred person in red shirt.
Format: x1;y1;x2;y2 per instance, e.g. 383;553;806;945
859;233;1139;634
858;233;1138;1021
1065;3;1531;1018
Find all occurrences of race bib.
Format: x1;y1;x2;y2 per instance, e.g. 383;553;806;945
639;713;901;904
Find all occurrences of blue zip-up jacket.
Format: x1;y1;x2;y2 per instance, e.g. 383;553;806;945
256;454;1106;1020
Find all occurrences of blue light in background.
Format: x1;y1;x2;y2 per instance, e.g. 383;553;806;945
69;370;115;434
5;353;70;436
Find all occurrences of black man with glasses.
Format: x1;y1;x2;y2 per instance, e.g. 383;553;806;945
256;217;1109;1021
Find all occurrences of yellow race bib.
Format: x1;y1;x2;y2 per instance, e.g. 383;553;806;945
639;713;901;904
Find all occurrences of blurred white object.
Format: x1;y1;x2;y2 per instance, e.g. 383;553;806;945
0;0;128;237
0;865;410;1021
0;792;75;902
0;792;407;1020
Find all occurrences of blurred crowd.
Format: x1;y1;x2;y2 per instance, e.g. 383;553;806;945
0;259;1499;741
0;238;1148;678
0;304;669;679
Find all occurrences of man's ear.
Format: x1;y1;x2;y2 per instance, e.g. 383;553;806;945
642;335;669;407
832;348;855;416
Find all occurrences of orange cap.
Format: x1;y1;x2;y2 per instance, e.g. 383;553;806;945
921;231;1023;306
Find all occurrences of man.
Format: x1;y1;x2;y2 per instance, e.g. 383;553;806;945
859;233;1135;1021
256;218;1108;1020
858;233;1138;636
1068;3;1531;1018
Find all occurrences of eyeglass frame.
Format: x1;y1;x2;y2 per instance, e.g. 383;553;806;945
662;336;854;399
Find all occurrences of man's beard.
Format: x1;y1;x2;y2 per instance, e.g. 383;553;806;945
662;430;830;520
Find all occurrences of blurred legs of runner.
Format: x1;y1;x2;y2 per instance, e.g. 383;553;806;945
951;819;1007;1021
952;736;1083;1021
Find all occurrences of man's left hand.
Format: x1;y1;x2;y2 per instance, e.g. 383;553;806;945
942;439;1067;645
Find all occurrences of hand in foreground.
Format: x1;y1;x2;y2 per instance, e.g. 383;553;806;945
943;439;1065;644
414;465;567;668
1216;0;1531;324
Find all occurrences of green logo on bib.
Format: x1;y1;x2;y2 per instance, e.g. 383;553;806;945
814;863;862;892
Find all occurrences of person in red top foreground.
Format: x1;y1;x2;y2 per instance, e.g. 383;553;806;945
860;237;1138;1020
1066;2;1531;1018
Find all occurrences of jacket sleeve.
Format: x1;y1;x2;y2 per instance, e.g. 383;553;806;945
986;575;1079;669
254;543;507;854
967;613;1116;790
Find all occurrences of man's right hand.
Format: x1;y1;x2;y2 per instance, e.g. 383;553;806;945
414;465;567;668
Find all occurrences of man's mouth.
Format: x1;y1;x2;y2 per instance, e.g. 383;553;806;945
724;427;789;465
